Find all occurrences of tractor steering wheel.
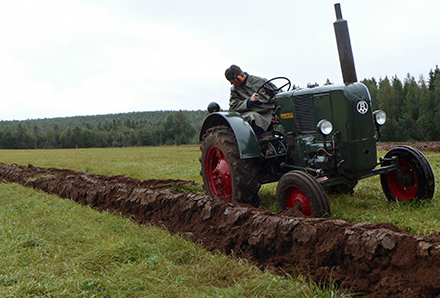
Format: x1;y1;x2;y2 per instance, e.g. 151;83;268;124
256;77;291;100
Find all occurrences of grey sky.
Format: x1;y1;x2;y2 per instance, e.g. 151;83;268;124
1;0;439;120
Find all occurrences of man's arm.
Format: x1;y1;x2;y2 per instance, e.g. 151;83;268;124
229;88;252;112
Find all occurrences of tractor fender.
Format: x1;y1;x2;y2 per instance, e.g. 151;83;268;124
199;112;261;159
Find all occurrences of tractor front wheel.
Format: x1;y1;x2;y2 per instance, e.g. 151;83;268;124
276;171;331;217
380;146;435;202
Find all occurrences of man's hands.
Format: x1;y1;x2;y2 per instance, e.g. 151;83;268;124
250;93;260;102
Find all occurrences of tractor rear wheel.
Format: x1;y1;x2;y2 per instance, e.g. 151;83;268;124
276;171;330;217
380;146;435;202
200;125;261;206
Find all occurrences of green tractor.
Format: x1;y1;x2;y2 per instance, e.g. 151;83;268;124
199;4;435;217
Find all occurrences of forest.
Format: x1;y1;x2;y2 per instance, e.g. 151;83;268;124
0;65;439;149
0;110;208;149
363;65;440;141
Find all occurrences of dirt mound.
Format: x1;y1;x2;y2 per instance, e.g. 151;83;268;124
377;141;440;153
2;162;440;297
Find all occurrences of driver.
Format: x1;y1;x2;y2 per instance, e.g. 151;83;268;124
225;65;276;137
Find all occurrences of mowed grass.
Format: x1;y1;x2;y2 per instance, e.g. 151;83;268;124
258;150;440;236
2;146;440;234
0;146;349;297
2;146;440;235
0;146;204;183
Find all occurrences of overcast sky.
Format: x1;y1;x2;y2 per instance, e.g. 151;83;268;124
1;0;439;121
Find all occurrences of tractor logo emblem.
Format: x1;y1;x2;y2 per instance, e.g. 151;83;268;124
357;101;368;114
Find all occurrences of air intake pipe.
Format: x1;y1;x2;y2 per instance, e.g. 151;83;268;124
333;3;357;84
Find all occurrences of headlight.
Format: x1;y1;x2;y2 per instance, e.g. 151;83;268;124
373;110;386;126
317;119;333;135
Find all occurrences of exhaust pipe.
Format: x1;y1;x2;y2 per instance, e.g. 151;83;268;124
333;3;357;84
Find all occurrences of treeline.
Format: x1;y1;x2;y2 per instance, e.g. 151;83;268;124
362;65;440;141
1;65;440;149
0;110;208;149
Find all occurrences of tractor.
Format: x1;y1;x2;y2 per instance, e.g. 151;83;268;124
198;4;435;217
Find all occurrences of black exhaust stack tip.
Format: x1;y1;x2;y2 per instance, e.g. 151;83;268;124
333;3;357;84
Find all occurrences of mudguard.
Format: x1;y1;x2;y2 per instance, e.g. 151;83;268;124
199;112;261;159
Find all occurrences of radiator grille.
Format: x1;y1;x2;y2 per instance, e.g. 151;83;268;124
293;95;316;133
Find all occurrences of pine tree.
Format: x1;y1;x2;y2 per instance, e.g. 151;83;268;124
362;78;379;110
428;64;440;91
392;76;403;120
378;77;398;120
402;74;419;122
417;76;435;140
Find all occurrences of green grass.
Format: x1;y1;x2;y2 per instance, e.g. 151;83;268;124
259;150;440;235
0;146;203;183
0;146;354;297
328;150;440;235
2;146;440;235
1;145;439;296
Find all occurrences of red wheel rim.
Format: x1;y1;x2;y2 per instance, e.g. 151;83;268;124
206;146;232;200
286;188;312;216
387;159;418;201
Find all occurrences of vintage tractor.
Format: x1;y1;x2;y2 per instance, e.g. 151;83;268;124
199;4;435;217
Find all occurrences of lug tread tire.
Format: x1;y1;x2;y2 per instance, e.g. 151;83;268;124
276;170;331;217
200;125;260;206
380;146;435;202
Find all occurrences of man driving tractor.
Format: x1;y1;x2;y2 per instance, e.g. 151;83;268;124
225;65;276;138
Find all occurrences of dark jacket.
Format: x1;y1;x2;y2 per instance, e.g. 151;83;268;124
229;74;276;131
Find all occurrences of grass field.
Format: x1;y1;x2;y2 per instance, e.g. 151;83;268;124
2;145;439;235
1;146;350;297
1;145;439;297
0;146;203;182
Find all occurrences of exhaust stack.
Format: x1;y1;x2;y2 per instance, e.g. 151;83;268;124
333;3;357;84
